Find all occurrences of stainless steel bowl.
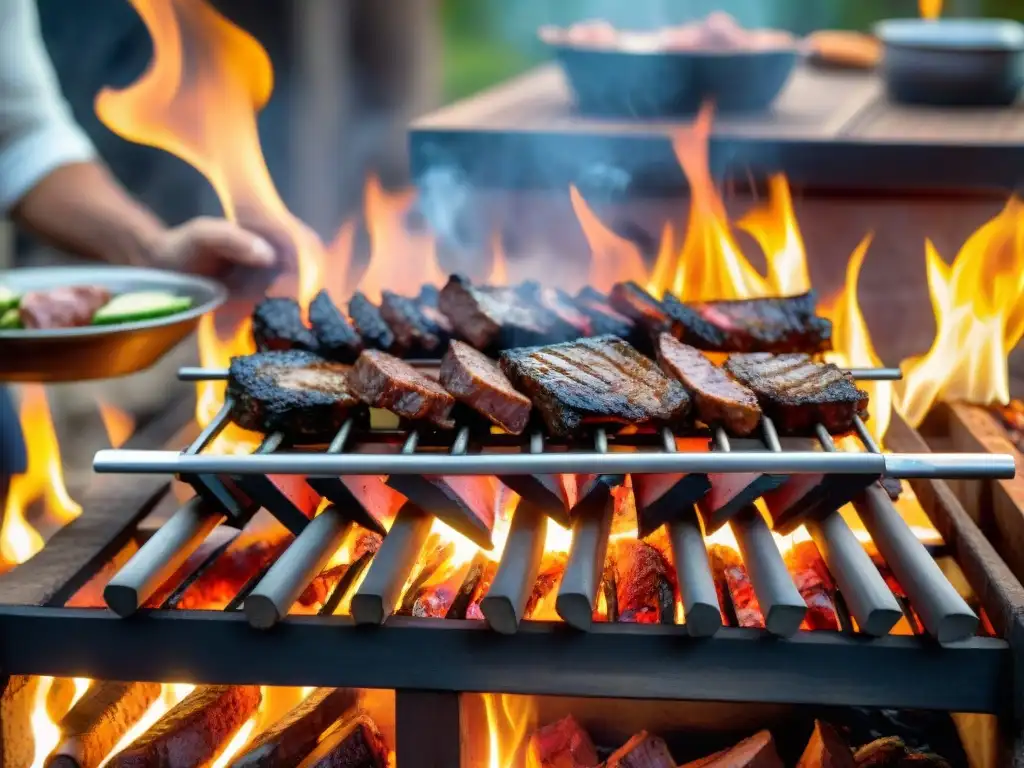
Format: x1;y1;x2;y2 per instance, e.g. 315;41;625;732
876;18;1024;106
0;266;226;382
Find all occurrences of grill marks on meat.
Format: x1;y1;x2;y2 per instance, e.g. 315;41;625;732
724;353;868;434
662;291;832;354
309;290;363;363
19;285;111;329
656;334;761;435
107;685;261;768
228;351;361;440
439;274;578;351
348;349;455;428
380;290;451;356
349;292;397;353
253;297;318;352
439;340;532;434
500;335;691;436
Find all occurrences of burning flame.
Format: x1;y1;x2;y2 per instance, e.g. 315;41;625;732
483;694;536;768
29;677;90;768
570;185;648;291
920;0;943;19
896;198;1024;426
1;386;81;566
97;401;135;449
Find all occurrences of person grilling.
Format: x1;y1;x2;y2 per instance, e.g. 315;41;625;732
0;0;275;478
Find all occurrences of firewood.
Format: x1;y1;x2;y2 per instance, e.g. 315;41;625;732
2;676;38;768
708;544;764;628
169;536;290;610
853;737;951;767
605;731;675;768
295;711;389;768
784;542;840;631
106;685;261;768
797;721;855;768
46;677;78;723
446;552;491;619
45;682;162;768
611;539;675;624
527;715;600;768
298;564;350;608
395;537;455;616
229;687;358;768
524;551;568;619
680;730;783;768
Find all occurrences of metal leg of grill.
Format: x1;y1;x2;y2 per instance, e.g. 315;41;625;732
350;503;432;625
244;506;353;629
395;691;461;768
103;497;224;617
481;500;547;634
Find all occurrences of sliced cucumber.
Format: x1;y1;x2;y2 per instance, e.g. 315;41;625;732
92;291;193;325
0;286;18;312
0;308;20;329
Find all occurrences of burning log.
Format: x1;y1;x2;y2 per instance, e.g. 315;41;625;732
527;715;600;768
604;731;675;768
465;559;499;620
230;688;359;768
708;543;764;629
680;730;782;767
46;677;78;723
395;536;456;616
170;534;289;610
45;682;162;768
106;686;261;768
3;676;36;768
524;550;568;619
853;737;951;767
446;552;493;619
609;538;675;624
796;721;855;768
295;711;389;768
480;499;547;633
297;563;351;609
351;503;432;625
783;541;840;631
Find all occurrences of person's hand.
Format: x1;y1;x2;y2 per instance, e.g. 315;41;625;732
148;217;276;277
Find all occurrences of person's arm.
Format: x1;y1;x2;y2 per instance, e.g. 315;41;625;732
0;0;273;274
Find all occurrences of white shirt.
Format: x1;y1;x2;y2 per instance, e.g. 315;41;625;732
0;0;96;213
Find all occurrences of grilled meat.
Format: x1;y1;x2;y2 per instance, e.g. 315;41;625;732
439;340;532;434
573;292;636;341
662;291;832;354
308;290;363;363
227;350;362;440
418;284;440;307
348;349;455;428
516;282;592;338
19;285;111;329
379;290;451;356
608;281;670;340
439;274;577;351
499;335;691;436
349;292;398;353
656;334;761;435
252;297;318;352
724;353;868;434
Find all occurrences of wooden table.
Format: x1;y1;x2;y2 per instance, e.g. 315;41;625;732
410;64;1024;194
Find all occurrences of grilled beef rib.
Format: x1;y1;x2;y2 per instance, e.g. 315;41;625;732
439;340;532;434
348;349;456;428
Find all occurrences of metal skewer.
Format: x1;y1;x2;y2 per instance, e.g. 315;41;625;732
480;499;548;634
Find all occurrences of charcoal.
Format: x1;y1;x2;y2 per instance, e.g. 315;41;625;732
227;350;362;441
309;290;363;363
348;292;398;353
252;297;318;352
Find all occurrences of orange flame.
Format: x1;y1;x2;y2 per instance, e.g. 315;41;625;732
920;0;943;19
1;386;81;566
97;401;135;449
29;677;90;768
896;198;1024;426
483;694;536;768
569;185;648;292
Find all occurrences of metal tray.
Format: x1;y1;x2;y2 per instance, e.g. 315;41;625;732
0;266;226;382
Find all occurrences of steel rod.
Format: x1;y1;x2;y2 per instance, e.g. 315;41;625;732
244;506;353;630
667;510;721;637
556;491;615;630
350;504;433;625
178;365;904;382
94;448;1014;479
103;498;225;617
853;484;979;643
731;506;808;637
497;432;572;527
480;500;547;634
185;399;234;455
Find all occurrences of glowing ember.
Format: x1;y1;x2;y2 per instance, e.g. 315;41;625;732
97;400;136;449
896;198;1024;427
1;386;81;566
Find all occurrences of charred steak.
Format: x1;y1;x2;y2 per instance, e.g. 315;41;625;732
252;297;318;353
608;282;670;339
349;292;398;353
227;350;362;440
662;291;832;354
573;292;636;341
656;334;762;436
516;282;592;338
724;352;868;434
308;290;363;362
19;285;111;329
380;290;451;356
439;340;532;434
439;274;577;352
499;335;691;436
348;349;456;428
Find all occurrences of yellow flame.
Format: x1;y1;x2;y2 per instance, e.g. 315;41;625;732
920;0;942;19
569;185;648;292
97;684;195;768
896;199;1024;426
210;711;260;768
483;694;536;768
